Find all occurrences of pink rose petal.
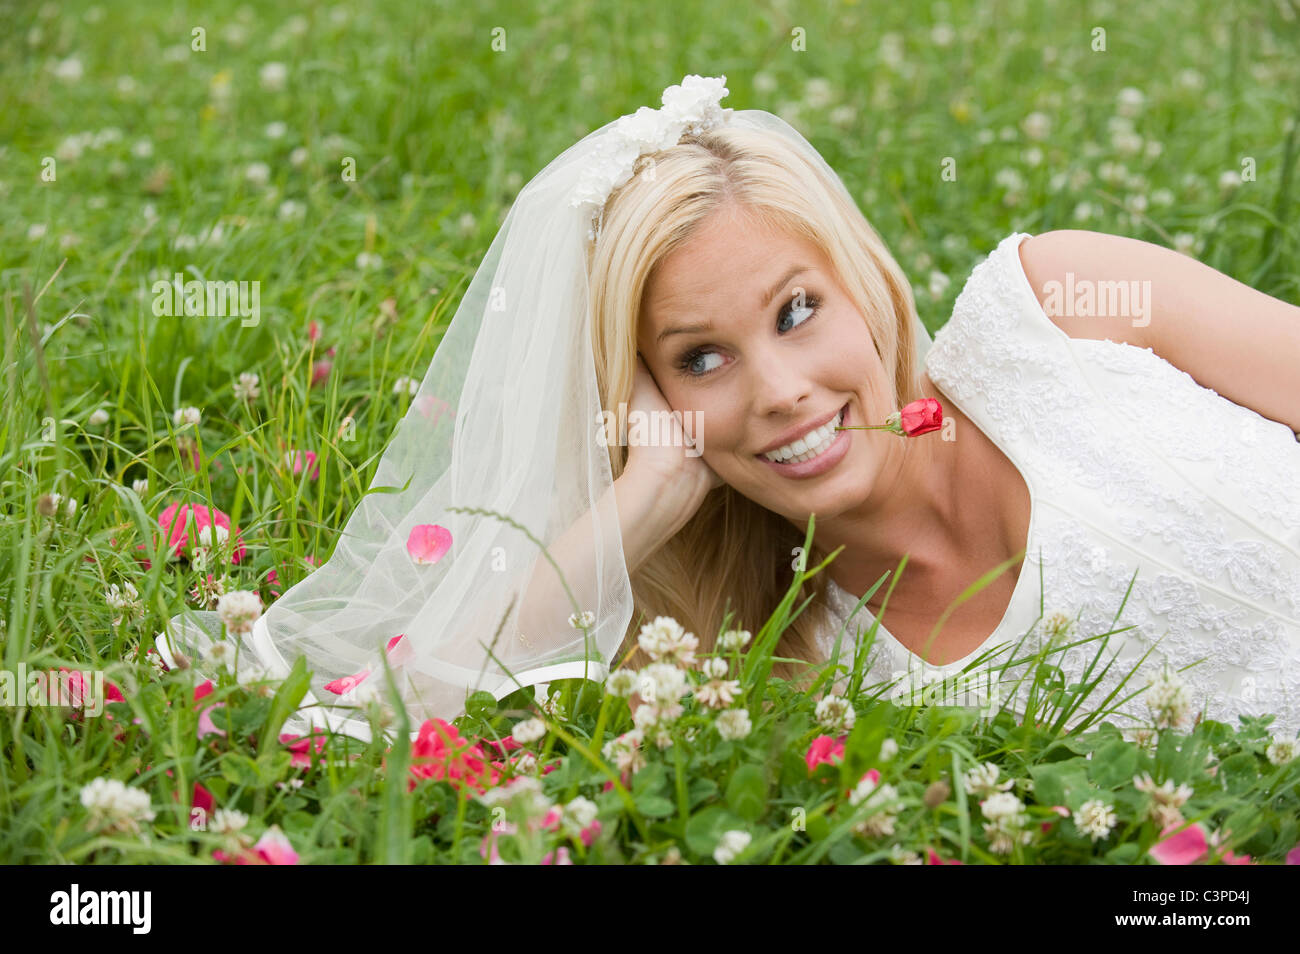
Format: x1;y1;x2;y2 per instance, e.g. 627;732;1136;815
1150;823;1208;865
406;524;452;564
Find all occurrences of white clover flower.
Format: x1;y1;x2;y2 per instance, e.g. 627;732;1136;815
131;139;153;159
79;778;155;835
962;761;1014;798
879;737;899;761
694;678;741;710
264;121;287;140
1021;111;1051;141
701;657;729;679
715;707;752;741
633;699;683;732
849;774;901;838
601;729;646;775
216;590;262;636
982;822;1032;854
717;629;751;651
539;694;566;720
928;269;951;299
356;252;383;270
1144;667;1194;730
568;610;595;630
210;808;249;836
88;408;109;427
713;829;751;864
563;795;599;831
1116;86;1146;118
277;199;303;220
202;640;237;671
889;844;922;865
1073;799;1117;842
172;406;201;429
511;751;539;774
236;662;273;688
979;792;1025;823
637;662;690;704
245;162;271;187
512;717;547;745
289;146;309;167
52;56;84;82
105;581;143;625
605;669;637;698
476;775;553;819
233;372;260;402
1218;169;1242;191
637;616;697;667
1265;737;1298;766
391;375;419;396
259;62;288;91
197;524;229;549
979;791;1032;854
27;223;48;241
815;694;855;733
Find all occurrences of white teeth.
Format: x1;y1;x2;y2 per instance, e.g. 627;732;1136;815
762;409;844;463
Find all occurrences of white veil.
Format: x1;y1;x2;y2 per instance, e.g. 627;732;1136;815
157;75;935;744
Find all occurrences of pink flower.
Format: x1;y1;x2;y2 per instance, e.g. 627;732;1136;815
406;718;499;795
1149;823;1209;865
541;846;573;865
254;826;299;864
194;679;227;739
308;320;323;342
484;735;524;756
805;734;847;775
324;670;371;695
267;555;320;599
406;524;452;564
926;848;963;865
157;502;246;564
215;826;300;865
310;348;336;388
287;450;319;480
280;729;330;769
899;398;943;437
1286;844;1300;865
322;634;412;695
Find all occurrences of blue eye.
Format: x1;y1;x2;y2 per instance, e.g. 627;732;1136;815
675;294;822;378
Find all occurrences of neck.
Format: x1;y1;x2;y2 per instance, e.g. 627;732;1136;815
806;377;970;593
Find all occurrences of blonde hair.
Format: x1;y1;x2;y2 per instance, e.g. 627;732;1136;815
585;123;924;684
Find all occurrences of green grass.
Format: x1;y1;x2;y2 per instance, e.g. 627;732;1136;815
2;0;1299;864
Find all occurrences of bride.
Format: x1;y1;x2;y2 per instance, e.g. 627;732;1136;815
160;75;1300;743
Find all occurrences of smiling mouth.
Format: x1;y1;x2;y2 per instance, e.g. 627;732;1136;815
757;403;848;464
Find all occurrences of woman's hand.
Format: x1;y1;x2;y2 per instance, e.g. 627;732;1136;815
623;353;724;510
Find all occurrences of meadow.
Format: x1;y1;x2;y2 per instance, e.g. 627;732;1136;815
2;0;1299;864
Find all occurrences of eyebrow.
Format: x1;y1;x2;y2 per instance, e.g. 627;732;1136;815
654;264;812;345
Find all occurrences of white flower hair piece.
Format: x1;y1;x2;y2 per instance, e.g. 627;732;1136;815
569;74;734;243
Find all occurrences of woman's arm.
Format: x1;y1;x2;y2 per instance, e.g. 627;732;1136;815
1019;230;1300;434
514;465;703;657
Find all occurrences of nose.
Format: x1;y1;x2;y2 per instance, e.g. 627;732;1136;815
752;357;812;421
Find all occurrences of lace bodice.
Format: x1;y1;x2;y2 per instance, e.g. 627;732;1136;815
817;231;1300;737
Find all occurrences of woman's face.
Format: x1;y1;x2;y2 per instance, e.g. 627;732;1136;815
637;205;899;524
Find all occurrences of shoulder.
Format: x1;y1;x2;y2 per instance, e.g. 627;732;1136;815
1013;229;1154;350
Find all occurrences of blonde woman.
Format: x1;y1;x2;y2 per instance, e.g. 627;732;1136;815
162;76;1300;742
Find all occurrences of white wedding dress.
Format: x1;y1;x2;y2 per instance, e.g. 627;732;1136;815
817;232;1300;737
